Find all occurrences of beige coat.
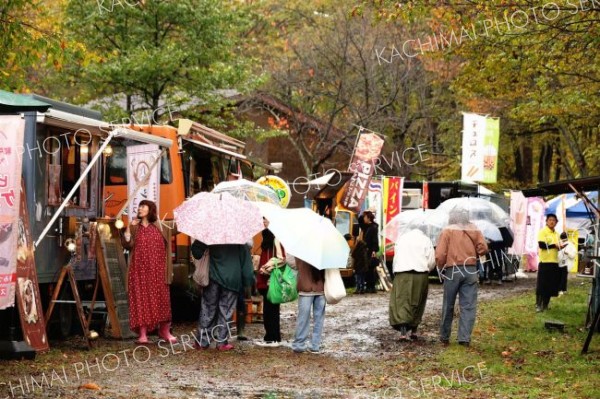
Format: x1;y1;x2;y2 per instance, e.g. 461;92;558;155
121;220;177;285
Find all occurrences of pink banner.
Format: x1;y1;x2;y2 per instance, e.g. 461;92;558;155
0;116;26;310
341;131;385;212
525;197;546;256
508;191;528;255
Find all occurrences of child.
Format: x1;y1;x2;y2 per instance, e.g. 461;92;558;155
557;232;576;295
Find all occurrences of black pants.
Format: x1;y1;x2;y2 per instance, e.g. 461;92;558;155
259;289;281;342
559;267;568;292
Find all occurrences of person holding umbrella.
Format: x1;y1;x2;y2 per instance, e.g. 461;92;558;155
435;208;488;347
292;258;326;354
122;200;177;344
389;225;436;341
173;192;264;350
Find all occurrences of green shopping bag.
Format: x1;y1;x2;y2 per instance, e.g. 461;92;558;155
267;263;298;304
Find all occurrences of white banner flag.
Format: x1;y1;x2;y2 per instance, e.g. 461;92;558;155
461;112;487;182
127;144;161;220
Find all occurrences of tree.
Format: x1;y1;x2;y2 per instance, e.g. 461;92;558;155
356;0;600;187
64;0;258;120
0;0;64;91
256;2;455;178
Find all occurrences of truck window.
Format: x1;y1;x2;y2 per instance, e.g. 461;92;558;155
105;143;172;185
46;130;93;208
335;211;351;237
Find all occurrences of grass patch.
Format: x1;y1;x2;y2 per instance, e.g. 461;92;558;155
437;278;600;399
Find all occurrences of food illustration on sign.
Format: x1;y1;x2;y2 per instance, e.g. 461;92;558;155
18;278;38;324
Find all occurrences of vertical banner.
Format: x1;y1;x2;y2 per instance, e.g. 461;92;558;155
127;144;161;220
525;197;546;255
461;113;500;183
482;117;500;183
16;181;49;351
509;191;528;255
461;113;487;182
382;177;404;255
341;129;385;213
366;178;383;225
566;229;579;273
422;181;429;209
0;116;25;310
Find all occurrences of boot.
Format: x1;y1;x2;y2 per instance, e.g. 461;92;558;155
158;322;178;343
535;295;543;313
137;326;149;344
236;311;248;341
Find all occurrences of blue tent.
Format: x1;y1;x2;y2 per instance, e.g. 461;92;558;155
546;192;598;218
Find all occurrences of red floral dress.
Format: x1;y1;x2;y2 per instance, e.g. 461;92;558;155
128;224;171;331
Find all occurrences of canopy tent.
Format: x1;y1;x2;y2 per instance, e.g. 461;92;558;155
545;192;598;235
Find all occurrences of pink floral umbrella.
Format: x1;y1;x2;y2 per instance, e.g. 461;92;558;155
174;192;264;245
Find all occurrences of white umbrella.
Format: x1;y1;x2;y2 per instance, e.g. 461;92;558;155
256;203;350;270
382;209;447;245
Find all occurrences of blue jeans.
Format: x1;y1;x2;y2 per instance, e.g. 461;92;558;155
440;265;479;343
292;295;326;352
355;272;366;292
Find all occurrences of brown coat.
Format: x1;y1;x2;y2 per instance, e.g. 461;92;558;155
121;220;177;284
296;258;325;294
435;224;488;269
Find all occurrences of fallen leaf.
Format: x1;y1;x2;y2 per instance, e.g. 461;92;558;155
78;383;101;390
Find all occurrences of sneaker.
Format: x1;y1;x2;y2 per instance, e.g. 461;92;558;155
236;335;249;341
536;306;542;313
440;339;449;347
255;340;280;348
292;348;306;353
458;341;470;347
308;348;321;354
217;343;234;351
558;291;564;296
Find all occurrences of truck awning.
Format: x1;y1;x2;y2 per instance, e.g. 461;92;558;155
181;136;274;170
0;90;51;112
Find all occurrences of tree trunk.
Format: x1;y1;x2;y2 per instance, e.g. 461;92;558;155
514;141;533;184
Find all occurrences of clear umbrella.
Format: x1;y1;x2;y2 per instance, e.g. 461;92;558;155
436;197;509;227
211;179;281;206
382;209;448;245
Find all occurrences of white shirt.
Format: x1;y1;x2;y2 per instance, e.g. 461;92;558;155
392;229;436;273
558;240;577;269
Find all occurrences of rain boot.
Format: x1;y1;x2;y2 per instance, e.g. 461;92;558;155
535;295;543;312
137;326;149;344
236;310;248;341
158;322;178;343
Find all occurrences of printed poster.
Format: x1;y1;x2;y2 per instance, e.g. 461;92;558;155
0;116;26;310
126;144;161;220
341;130;385;213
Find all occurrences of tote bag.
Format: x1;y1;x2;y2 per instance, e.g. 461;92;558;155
267;262;298;304
324;268;346;305
192;249;210;287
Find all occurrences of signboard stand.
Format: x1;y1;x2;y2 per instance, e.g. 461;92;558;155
44;256;93;349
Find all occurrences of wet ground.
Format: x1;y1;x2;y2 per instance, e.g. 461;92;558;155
1;276;537;399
